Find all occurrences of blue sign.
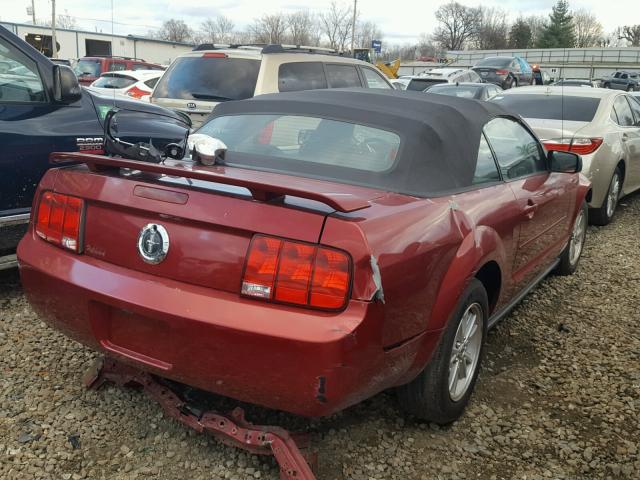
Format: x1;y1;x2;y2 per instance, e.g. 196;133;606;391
371;40;382;53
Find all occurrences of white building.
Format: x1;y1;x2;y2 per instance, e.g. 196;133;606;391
0;21;194;66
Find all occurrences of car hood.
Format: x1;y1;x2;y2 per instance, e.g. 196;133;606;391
523;118;590;140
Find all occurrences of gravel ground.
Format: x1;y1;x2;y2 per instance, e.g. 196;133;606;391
1;194;639;480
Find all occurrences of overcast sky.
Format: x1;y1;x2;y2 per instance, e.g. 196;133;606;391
0;0;635;44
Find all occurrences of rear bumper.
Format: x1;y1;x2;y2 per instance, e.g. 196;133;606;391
18;233;436;417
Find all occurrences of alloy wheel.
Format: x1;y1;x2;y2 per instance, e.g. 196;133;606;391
448;303;484;402
606;173;621;220
569;208;586;266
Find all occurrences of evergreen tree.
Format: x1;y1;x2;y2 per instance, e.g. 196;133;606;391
536;0;576;48
509;18;532;48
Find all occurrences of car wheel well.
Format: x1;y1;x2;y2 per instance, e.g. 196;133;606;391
585;188;593;203
475;261;501;313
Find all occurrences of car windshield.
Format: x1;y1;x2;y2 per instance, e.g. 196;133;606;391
73;59;101;77
153;57;260;101
475;57;512;68
92;74;136;89
407;78;446;91
491;94;601;122
428;85;480;98
198;114;400;186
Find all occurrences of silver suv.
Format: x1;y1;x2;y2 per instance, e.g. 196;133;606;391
151;44;394;128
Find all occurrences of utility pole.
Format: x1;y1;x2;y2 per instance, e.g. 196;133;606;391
350;0;357;56
31;0;36;25
51;0;58;58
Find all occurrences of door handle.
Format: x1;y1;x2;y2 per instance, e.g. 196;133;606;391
524;200;538;219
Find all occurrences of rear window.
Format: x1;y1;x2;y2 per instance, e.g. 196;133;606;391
278;62;327;92
429;85;481;99
491;94;601;122
475;57;512;68
92;74;136;89
198;114;400;181
153;56;260;101
73;59;101;78
407;78;446;91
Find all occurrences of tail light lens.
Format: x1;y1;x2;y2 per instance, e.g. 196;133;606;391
126;85;149;99
241;235;351;310
35;191;84;252
495;69;509;76
543;137;603;155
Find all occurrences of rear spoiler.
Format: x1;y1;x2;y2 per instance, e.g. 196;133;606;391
50;152;375;213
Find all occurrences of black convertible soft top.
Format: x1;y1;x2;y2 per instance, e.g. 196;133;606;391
209;89;516;196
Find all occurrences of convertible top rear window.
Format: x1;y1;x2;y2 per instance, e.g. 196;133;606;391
198;114;400;182
491;95;601;122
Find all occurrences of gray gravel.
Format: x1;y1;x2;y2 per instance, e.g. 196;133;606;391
1;193;639;480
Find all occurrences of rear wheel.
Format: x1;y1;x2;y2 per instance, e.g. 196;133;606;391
590;168;622;226
556;201;587;276
603;82;610;89
397;279;487;424
507;77;517;89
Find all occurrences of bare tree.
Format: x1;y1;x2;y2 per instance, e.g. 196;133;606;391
524;15;547;47
475;7;509;50
573;9;603;47
319;1;353;52
618;25;640;47
287;11;315;45
155;19;193;43
250;14;288;44
199;15;235;45
354;21;383;50
37;11;77;29
433;1;481;51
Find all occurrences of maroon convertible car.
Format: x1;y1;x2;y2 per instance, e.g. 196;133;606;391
18;90;590;474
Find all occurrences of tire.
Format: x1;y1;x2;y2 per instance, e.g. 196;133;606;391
590;167;622;226
556;201;587;276
627;85;634;92
397;279;488;424
603;82;610;89
507;77;517;89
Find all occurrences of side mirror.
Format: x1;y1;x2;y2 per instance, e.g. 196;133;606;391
53;65;82;103
548;150;582;173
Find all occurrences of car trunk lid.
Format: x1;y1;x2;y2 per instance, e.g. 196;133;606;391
50;153;384;295
524;118;590;142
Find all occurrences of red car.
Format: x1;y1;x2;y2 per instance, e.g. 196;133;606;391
18;90;590;426
73;56;164;86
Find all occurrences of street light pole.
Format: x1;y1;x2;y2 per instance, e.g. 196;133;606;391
350;0;357;56
51;0;58;58
31;0;36;25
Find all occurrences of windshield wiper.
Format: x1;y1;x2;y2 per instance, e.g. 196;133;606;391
191;93;234;101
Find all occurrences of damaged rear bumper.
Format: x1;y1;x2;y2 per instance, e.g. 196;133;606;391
18;234;433;417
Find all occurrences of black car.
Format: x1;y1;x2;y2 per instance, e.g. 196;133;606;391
424;82;503;101
602;71;639;91
0;25;189;270
472;56;534;89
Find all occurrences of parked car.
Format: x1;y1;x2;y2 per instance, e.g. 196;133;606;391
425;82;503;100
602;71;639;91
73;56;165;86
87;70;163;101
19;89;589;430
0;24;190;270
492;86;640;225
151;44;394;128
405;68;482;91
552;79;598;88
390;78;410;90
472;56;534;89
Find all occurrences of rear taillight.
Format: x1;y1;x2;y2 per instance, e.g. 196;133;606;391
126;85;149;99
495;69;509;76
35;191;84;252
202;52;228;58
241;235;351;310
543;137;603;155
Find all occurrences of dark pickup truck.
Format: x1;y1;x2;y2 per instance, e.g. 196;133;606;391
602;71;640;91
0;25;188;269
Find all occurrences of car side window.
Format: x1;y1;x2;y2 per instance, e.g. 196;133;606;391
361;67;392;89
325;64;362;88
278;62;328;92
613;96;634;126
484;118;547;180
626;95;640;126
0;37;46;102
621;73;629;80
473;133;501;185
144;78;159;89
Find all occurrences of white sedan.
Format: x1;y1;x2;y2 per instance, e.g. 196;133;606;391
86;70;163;101
492;86;640;225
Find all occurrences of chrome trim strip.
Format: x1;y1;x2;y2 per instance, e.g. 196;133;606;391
0;213;30;227
0;254;18;271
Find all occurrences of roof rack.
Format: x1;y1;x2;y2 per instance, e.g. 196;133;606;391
85;55;147;61
192;43;339;55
